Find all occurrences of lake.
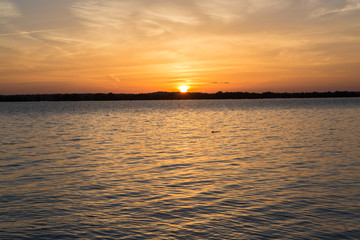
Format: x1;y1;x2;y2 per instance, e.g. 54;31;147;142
1;98;359;239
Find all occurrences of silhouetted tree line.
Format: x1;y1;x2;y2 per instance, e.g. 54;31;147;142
0;91;359;102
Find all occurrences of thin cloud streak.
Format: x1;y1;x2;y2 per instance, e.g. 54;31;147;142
0;0;20;18
0;27;80;37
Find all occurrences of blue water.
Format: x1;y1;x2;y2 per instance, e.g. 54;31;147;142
1;98;359;239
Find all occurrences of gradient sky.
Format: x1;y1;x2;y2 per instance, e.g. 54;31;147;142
1;0;360;94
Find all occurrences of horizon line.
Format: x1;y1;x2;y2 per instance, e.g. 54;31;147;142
1;90;360;96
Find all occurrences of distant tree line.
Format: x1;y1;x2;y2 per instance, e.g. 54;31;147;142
0;91;359;102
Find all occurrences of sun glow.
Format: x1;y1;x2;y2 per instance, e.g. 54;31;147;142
179;85;189;93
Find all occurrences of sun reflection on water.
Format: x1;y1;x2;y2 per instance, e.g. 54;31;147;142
1;99;359;239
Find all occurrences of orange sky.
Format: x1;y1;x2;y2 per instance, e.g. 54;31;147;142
1;0;360;94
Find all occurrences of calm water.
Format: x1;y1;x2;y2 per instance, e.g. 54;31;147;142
1;98;359;239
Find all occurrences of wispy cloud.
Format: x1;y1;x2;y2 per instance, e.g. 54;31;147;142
0;0;20;34
211;81;230;84
70;0;202;38
0;27;79;37
311;0;360;17
0;0;20;18
70;0;292;36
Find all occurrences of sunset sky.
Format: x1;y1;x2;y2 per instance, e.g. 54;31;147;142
1;0;359;94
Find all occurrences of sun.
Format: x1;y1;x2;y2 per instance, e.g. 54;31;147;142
179;85;189;93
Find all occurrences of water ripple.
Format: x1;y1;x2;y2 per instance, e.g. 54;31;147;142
0;99;359;239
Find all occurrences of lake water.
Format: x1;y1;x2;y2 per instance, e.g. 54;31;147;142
1;98;359;239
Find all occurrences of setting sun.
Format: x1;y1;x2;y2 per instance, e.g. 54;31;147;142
179;85;189;93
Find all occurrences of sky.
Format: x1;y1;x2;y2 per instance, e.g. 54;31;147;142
0;0;360;94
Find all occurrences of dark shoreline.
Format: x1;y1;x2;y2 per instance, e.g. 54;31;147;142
0;91;359;102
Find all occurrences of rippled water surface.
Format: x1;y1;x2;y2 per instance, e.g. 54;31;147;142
1;98;360;239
